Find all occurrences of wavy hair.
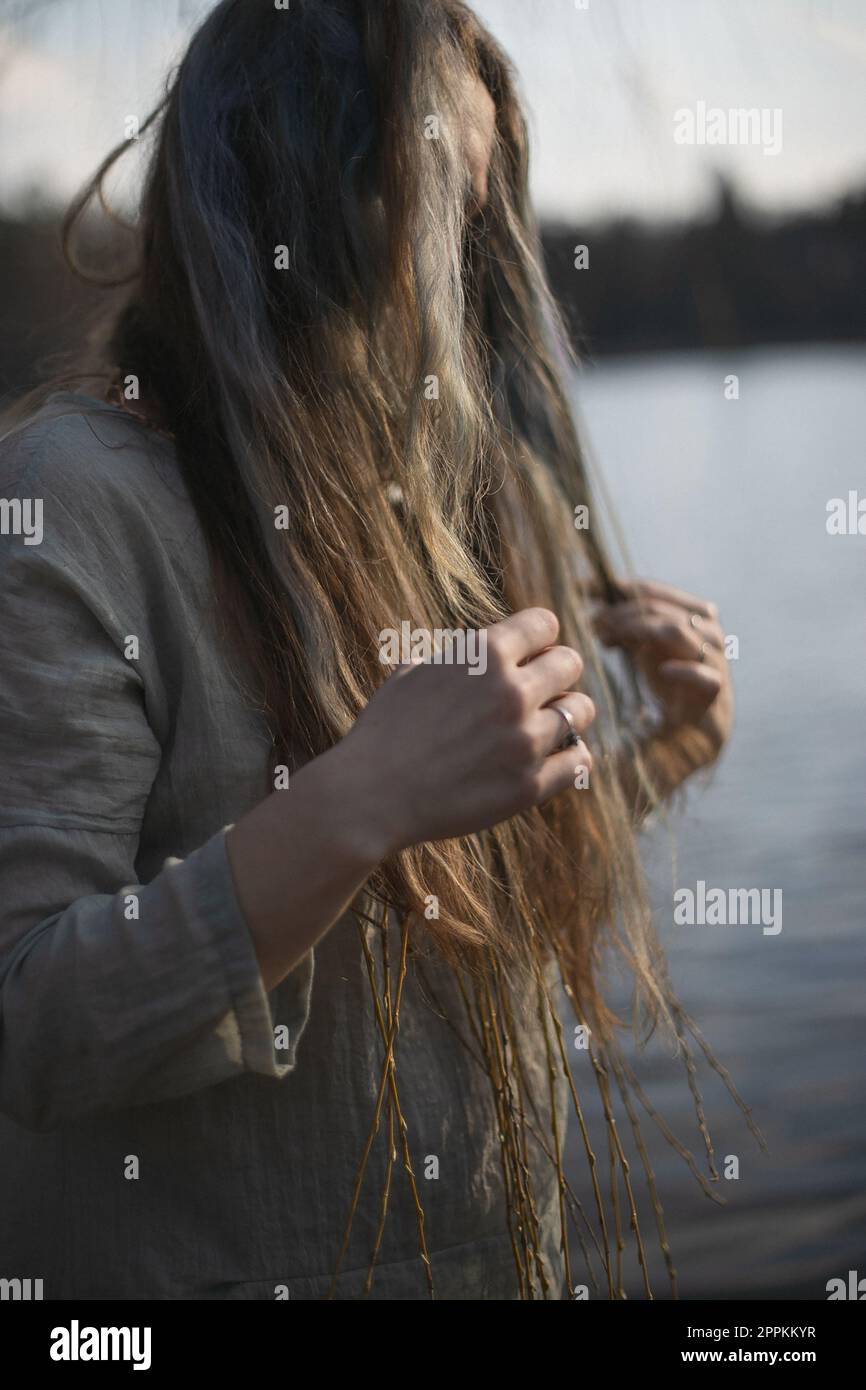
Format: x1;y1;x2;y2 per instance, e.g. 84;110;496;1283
7;0;758;1297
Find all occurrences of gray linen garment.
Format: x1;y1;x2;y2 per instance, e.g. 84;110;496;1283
0;393;568;1300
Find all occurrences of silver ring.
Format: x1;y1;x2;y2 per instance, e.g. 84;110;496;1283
689;612;703;630
698;641;709;663
550;703;583;751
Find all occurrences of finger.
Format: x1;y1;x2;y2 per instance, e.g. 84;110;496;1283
595;611;707;661
595;601;725;652
583;574;722;625
521;644;583;703
491;607;560;665
586;576;719;620
390;657;426;679
581;575;627;601
614;579;719;620
657;660;724;694
534;742;594;804
529;691;596;757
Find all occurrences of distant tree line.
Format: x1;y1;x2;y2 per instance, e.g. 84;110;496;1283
543;177;866;357
1;177;864;400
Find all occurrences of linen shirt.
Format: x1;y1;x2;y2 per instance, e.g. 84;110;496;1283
0;393;566;1300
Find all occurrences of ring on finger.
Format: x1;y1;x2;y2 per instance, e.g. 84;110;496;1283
550;703;584;751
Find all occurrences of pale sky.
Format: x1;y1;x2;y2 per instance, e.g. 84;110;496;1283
1;0;864;222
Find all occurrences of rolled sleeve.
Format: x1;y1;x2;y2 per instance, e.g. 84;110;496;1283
136;827;316;1101
0;822;314;1130
0;427;314;1131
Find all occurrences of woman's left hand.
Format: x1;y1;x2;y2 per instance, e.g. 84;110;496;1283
592;578;734;767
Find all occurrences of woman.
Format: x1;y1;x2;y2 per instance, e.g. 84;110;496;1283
0;0;737;1300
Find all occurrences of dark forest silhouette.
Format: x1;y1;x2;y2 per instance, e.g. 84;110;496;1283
1;175;864;400
544;176;866;357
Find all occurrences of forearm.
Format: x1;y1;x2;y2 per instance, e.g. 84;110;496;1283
225;735;391;991
226;607;599;992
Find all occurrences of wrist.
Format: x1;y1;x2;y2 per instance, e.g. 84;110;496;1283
303;733;402;869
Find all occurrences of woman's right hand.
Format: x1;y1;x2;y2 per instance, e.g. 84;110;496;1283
228;607;594;989
338;607;595;856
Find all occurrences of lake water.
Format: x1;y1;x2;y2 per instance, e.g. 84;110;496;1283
564;345;866;1300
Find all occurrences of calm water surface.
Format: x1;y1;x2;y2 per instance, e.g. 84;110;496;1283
564;345;866;1299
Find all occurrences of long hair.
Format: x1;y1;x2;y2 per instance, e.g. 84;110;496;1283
4;0;758;1297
